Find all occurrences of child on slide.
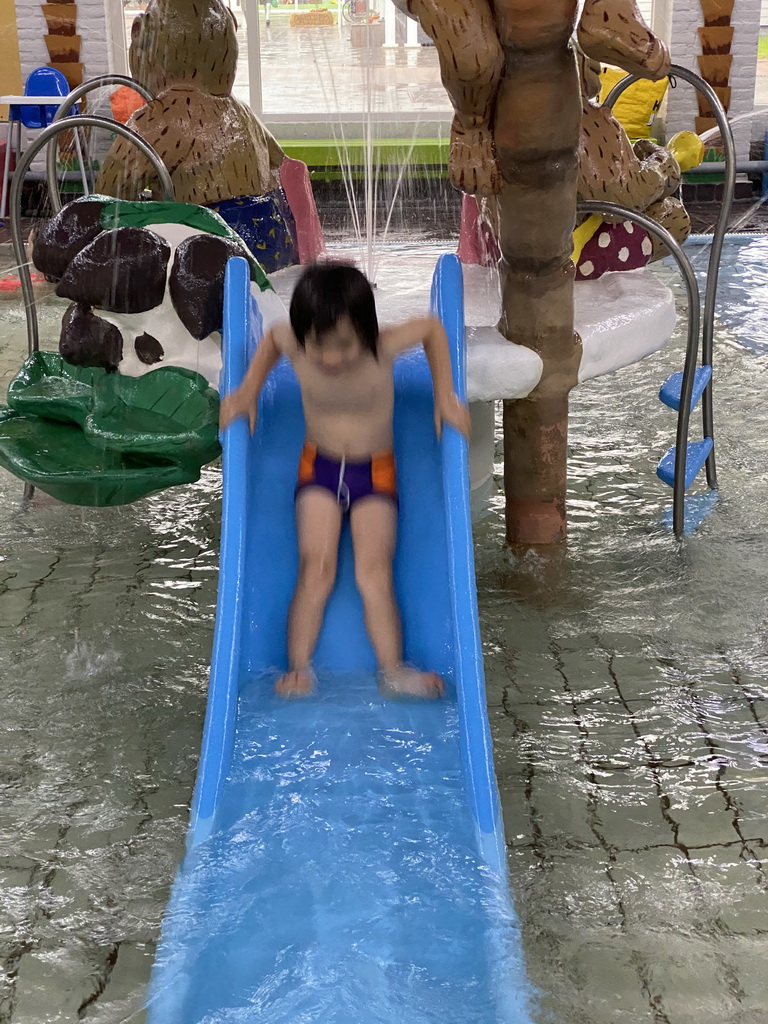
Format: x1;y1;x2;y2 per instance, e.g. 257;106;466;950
219;262;470;699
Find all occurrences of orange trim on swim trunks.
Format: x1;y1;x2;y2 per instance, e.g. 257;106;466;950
298;441;317;486
371;451;397;495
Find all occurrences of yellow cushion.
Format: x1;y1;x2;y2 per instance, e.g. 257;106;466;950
598;66;669;139
666;130;705;171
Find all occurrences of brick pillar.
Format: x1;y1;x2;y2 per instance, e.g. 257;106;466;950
654;0;761;161
16;0;117;83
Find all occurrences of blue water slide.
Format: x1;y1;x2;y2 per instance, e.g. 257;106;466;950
145;255;534;1023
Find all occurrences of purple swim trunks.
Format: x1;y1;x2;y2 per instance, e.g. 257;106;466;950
296;441;397;512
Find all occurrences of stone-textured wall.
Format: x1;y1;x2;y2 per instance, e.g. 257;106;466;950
654;0;762;159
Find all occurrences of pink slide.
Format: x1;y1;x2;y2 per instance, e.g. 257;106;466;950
279;156;327;264
456;194;500;268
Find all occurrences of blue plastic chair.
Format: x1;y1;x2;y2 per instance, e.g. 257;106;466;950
1;67;87;221
9;66;73;127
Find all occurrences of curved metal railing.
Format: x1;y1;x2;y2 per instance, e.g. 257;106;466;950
603;63;736;489
46;75;154;214
577;200;701;539
10;115;173;358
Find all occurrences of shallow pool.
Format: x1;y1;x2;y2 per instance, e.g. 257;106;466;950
0;237;767;1023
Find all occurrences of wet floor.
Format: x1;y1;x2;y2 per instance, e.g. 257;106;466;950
0;237;767;1022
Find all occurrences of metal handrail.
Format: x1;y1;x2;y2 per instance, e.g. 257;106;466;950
603;63;737;489
46;75;154;214
9;114;174;357
577;200;701;539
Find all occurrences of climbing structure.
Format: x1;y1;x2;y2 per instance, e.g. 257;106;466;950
0;197;287;505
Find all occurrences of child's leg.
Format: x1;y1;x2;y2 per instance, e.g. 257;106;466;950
276;488;342;697
350;498;444;699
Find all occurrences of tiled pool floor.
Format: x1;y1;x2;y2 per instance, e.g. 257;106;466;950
0;239;767;1023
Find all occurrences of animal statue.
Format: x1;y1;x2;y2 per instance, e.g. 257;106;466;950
463;54;693;280
97;0;284;204
31;196;286;384
95;0;298;272
574;53;690;275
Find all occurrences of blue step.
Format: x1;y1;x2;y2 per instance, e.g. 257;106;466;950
656;437;714;489
659;365;712;411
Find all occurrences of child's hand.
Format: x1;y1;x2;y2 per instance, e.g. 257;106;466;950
219;388;258;435
435;392;471;440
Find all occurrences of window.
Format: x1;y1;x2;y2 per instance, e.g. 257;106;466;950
638;0;653;25
231;0;451;123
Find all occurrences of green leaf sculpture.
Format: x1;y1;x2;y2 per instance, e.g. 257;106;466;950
85;366;221;465
7;352;106;426
0;357;221;506
0;410;200;506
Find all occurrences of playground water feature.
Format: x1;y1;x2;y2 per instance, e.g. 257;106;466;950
0;234;767;1023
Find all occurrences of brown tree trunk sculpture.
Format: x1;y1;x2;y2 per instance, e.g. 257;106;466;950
410;0;669;547
492;1;582;547
411;0;581;546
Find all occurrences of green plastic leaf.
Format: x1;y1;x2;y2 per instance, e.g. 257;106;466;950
7;351;106;426
0;410;199;506
85;366;221;466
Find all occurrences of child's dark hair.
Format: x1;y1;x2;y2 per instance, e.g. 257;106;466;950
289;262;379;356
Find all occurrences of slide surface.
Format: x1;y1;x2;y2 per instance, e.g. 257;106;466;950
146;255;533;1023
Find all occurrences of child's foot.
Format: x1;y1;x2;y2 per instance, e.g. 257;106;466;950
379;666;445;699
275;668;315;698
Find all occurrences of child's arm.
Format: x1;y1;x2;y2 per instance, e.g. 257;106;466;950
219;327;282;435
381;316;471;439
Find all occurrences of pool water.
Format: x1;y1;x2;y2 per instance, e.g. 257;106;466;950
147;674;524;1024
685;234;768;356
0;237;767;1023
